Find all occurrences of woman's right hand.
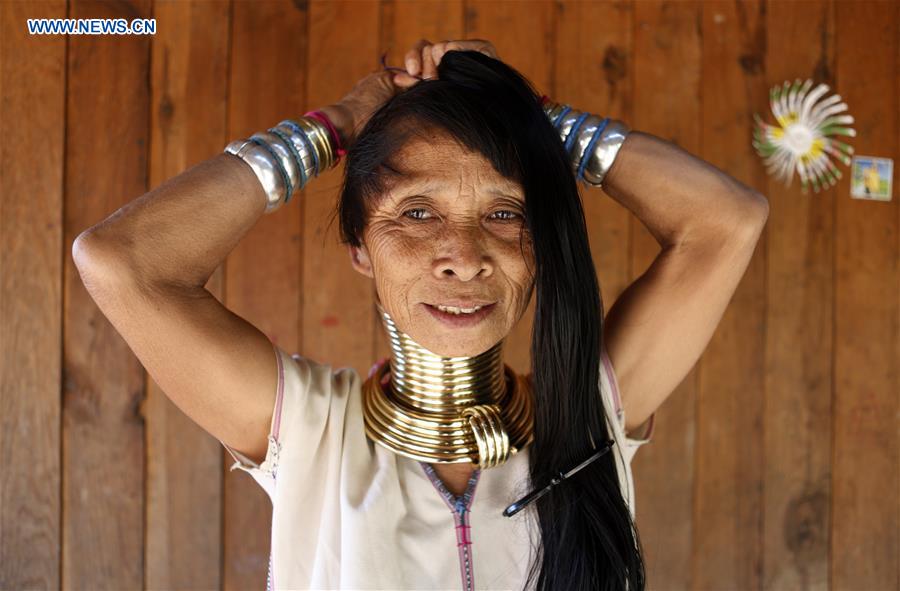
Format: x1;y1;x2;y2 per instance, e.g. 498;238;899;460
326;70;405;148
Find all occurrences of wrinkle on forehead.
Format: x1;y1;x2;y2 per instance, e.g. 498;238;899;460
379;135;524;206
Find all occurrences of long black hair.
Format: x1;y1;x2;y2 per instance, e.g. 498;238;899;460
335;50;645;591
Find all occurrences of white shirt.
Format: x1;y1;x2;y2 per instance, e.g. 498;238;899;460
221;342;655;591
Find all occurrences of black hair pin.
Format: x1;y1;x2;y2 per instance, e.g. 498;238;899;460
502;438;616;518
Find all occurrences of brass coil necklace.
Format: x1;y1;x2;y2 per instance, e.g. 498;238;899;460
362;300;534;469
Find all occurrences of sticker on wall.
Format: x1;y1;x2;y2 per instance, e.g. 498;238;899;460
752;79;856;194
850;156;893;202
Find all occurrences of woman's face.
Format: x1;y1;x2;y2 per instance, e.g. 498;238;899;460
348;130;535;357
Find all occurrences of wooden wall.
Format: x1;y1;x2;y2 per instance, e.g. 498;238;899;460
1;1;896;589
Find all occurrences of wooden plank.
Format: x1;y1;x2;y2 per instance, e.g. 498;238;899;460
556;0;634;318
0;1;66;588
832;1;899;588
373;1;464;362
223;1;308;588
762;1;835;588
465;0;555;375
62;0;152;588
631;1;701;587
144;1;230;588
302;0;380;375
694;1;768;588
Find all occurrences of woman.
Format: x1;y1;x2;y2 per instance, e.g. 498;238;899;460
73;39;768;591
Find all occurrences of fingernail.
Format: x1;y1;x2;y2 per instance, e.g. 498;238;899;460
406;57;418;75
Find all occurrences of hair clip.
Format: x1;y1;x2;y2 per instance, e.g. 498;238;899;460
502;438;616;518
380;51;425;81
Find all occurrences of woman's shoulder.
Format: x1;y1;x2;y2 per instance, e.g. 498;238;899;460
220;345;367;499
279;346;365;396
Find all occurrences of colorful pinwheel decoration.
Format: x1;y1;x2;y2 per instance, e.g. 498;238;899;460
753;79;856;193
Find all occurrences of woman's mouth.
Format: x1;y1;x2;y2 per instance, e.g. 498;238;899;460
423;302;497;328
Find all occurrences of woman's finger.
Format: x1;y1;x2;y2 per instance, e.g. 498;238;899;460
421;44;438;80
431;41;449;67
434;40;499;68
392;70;419;89
469;38;498;58
404;38;431;76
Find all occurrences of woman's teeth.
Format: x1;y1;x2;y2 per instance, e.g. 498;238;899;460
436;304;484;315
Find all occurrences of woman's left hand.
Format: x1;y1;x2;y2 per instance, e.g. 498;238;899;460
393;38;499;88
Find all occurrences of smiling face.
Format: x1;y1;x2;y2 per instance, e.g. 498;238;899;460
348;129;535;357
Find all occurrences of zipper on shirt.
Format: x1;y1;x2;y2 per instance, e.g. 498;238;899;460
420;462;482;591
454;498;475;591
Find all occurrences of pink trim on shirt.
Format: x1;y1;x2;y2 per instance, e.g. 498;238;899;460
367;357;389;379
639;412;657;440
266;345;286;591
601;346;657;440
271;345;285;440
420;463;481;591
600;347;622;416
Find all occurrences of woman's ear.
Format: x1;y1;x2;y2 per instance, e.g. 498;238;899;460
348;244;375;278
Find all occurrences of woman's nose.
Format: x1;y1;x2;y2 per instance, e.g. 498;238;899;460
432;226;493;281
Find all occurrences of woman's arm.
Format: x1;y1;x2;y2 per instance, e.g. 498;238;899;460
598;131;769;434
72;103;352;290
70;104;354;464
601;130;768;248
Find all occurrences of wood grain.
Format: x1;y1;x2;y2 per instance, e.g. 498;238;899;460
556;0;633;317
145;1;231;588
694;1;768;589
631;1;701;588
62;0;151;588
832;1;899;588
223;1;308;588
763;1;835;589
220;0;308;589
0;0;65;588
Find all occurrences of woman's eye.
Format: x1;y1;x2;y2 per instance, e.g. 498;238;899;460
490;210;521;221
402;208;434;220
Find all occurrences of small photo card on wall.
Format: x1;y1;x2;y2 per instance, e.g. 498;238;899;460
849;156;893;202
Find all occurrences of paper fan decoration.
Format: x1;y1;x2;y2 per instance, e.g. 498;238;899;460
753;79;856;193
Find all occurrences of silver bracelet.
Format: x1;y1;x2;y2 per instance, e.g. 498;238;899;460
224;115;338;214
542;98;631;187
225;139;287;214
582;119;630;186
273;120;322;186
251;131;298;204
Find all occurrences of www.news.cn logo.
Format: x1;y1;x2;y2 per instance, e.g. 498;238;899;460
27;18;156;35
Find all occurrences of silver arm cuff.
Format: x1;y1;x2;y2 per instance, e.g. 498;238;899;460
272;121;318;184
251;131;299;202
542;98;631;188
225;139;287;214
580;119;631;187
